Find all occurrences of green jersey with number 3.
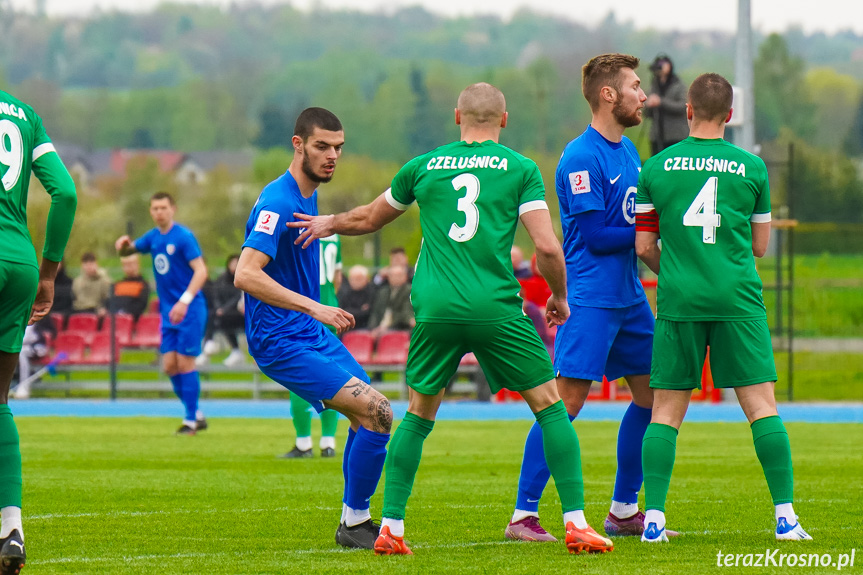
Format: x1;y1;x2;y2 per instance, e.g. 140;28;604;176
386;140;548;324
636;137;771;321
0;90;76;267
319;234;341;307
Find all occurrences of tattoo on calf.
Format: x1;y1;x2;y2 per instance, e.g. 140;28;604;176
367;396;392;433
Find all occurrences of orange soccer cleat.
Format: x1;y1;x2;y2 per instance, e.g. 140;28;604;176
374;525;413;556
565;522;614;554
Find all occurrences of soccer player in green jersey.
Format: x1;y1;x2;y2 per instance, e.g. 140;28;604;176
634;73;811;542
282;234;342;458
289;82;613;555
0;90;77;573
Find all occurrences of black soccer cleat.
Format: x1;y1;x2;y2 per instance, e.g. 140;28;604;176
320;447;336;458
0;530;25;575
278;446;312;459
175;424;196;436
335;519;381;549
195;418;208;432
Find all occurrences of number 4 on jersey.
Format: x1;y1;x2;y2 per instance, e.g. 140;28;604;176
683;176;721;244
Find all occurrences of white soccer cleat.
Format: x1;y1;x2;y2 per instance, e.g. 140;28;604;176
775;517;812;541
223;349;246;367
641;522;669;543
203;339;220;356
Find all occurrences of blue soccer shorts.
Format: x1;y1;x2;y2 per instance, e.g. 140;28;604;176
253;325;370;413
553;299;654;382
161;308;207;358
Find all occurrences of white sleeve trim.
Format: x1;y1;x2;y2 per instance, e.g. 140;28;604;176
635;203;655;213
384;187;412;211
750;212;772;223
518;200;549;216
32;143;56;162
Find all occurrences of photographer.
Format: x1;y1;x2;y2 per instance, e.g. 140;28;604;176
645;54;688;155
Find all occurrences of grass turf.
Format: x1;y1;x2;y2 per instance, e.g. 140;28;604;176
19;417;863;574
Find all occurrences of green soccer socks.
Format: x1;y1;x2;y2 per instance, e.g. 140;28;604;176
535;400;584;513
0;406;22;509
642;422;678;513
751;415;794;505
381;412;435;521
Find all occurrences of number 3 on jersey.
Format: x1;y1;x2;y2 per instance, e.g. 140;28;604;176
0;120;24;192
448;173;480;242
683;176;721;244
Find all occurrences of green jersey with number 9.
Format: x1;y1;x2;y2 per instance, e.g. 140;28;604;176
635;137;771;321
0;90;76;267
386;140;547;324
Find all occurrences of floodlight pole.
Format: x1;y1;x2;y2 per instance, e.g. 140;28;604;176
735;0;756;152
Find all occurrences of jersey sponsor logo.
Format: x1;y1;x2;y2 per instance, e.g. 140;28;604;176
663;156;746;177
154;254;170;275
569;170;590;195
254;210;279;235
610;174;621;184
425;155;508;171
622;187;637;225
0;102;27;121
166;244;176;255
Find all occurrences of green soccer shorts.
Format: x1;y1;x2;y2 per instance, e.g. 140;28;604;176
406;316;555;396
0;261;39;354
650;318;777;390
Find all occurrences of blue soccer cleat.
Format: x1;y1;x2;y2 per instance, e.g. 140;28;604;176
775;517;812;541
640;522;669;543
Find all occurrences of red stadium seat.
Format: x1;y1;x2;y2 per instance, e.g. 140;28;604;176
100;314;134;347
373;330;410;364
50;313;65;333
342;330;374;364
53;332;86;364
131;314;161;348
88;333;121;364
66;313;99;333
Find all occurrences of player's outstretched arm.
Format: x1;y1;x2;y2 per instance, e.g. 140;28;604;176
635;231;661;275
288;193;404;249
234;247;355;334
751;221;771;258
520;209;569;327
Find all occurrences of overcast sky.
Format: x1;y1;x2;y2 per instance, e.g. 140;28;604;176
9;0;863;35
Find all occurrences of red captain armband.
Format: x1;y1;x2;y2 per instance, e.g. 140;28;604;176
635;210;659;234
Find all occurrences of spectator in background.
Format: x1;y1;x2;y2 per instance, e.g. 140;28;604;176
511;246;533;279
519;254;552;309
645;54;689;156
374;246;414;286
51;260;74;325
198;254;245;367
110;254;150;320
338;265;375;329
12;316;57;400
72;252;111;317
369;264;414;337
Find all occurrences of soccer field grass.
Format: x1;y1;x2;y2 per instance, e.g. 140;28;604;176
20;417;863;574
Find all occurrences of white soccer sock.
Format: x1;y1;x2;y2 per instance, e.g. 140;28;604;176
340;503;348;524
775;503;795;523
182;419;197;430
0;507;22;540
344;507;371;528
644;509;666;530
563;510;588;530
610;501;639;519
196;410;205;420
511;509;539;524
382;517;404;537
295;436;313;451
320;436;336;450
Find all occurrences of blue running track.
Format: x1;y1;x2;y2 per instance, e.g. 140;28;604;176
8;399;862;423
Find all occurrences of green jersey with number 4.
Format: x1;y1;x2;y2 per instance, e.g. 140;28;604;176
319;234;341;307
0;90;76;266
387;140;547;324
636;137;771;321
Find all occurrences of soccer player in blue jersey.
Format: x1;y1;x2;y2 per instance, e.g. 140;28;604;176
234;107;392;550
116;192;209;435
505;53;675;541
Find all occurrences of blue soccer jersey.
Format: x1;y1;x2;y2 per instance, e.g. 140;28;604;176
242;171;322;358
555;125;645;308
135;223;206;321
